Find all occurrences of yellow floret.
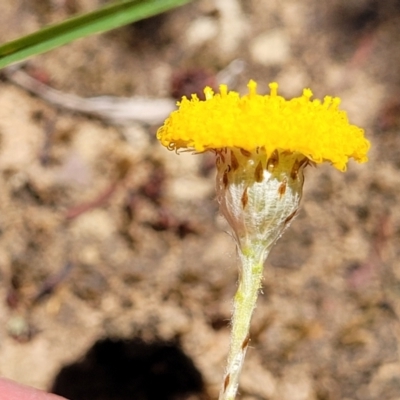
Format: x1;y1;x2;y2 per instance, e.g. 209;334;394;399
157;80;370;171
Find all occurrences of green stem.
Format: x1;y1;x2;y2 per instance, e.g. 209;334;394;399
219;248;268;400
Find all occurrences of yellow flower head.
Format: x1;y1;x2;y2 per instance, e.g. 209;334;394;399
157;80;370;171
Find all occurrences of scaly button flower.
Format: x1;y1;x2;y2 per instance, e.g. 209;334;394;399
157;81;370;400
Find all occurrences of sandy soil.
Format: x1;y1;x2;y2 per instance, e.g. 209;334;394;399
0;0;400;399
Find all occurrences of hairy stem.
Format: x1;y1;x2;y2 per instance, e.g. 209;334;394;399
219;248;268;400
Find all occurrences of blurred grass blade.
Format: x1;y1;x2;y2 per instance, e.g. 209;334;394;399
0;0;191;69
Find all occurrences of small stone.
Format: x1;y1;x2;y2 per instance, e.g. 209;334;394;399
214;0;248;57
278;364;316;400
239;360;277;398
185;17;218;48
250;29;290;66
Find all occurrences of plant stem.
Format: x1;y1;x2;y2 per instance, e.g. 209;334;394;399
219;248;268;400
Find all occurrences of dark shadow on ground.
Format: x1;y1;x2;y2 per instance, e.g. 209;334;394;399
51;337;206;400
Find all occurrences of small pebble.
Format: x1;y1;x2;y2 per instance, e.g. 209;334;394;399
250;29;290;66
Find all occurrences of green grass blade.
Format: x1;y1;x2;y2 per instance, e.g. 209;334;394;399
0;0;191;69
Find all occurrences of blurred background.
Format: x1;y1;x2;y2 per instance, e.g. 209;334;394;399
0;0;399;399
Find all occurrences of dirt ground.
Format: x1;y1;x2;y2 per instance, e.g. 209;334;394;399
0;0;400;399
